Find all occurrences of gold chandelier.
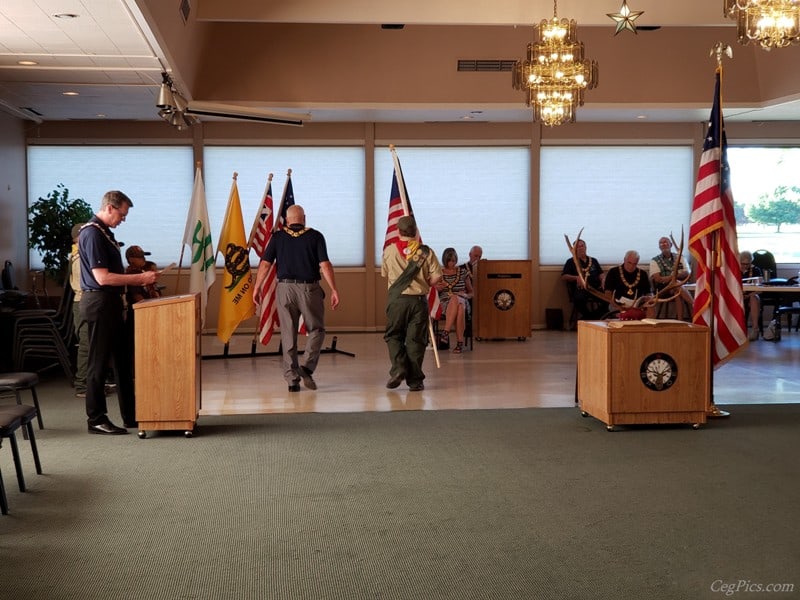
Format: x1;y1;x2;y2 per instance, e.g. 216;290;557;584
723;0;800;50
512;0;598;126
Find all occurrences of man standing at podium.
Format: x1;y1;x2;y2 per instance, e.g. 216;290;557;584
79;190;159;435
381;216;442;392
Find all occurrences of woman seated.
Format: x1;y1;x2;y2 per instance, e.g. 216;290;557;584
435;247;473;353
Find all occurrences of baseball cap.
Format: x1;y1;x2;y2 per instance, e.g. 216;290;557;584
125;245;151;260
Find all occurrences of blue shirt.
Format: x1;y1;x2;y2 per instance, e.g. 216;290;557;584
262;228;330;281
78;217;125;292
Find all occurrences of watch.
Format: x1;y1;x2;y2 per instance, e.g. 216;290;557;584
639;352;678;392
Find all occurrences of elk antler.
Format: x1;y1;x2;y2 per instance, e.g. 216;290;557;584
564;229;615;307
639;228;689;309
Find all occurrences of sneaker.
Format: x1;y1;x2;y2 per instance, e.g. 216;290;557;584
299;366;317;390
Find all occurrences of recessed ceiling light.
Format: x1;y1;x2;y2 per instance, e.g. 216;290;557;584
636;115;647;120
53;13;79;19
17;60;38;66
95;114;107;118
62;91;79;96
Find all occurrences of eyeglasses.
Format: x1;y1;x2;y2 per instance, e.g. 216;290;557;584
112;206;128;220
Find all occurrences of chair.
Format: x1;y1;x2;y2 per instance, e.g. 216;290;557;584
752;249;786;333
12;276;75;379
566;283;605;329
0;372;44;430
0;401;43;494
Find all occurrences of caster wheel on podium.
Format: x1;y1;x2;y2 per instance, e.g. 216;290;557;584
137;430;146;439
184;430;193;438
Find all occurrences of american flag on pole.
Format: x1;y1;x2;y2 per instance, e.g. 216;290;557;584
249;174;278;346
689;69;746;366
383;147;441;319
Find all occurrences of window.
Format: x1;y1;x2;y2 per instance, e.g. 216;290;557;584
373;147;530;265
28;145;194;268
539;146;694;266
728;147;800;264
204;146;365;266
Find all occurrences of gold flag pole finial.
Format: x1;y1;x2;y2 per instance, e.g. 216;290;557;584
710;42;733;68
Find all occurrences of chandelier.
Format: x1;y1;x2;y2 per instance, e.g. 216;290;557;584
723;0;800;50
512;0;598;126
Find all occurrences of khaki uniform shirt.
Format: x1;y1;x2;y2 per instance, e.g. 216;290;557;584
381;238;442;295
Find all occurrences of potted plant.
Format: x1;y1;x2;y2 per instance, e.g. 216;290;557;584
28;184;94;281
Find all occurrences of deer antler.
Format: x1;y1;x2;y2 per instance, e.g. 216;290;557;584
639;228;689;309
564;229;614;307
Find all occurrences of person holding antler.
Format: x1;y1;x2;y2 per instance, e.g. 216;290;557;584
649;236;693;320
561;239;606;321
603;250;653;315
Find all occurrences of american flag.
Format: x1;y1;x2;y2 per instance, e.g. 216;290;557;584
383;148;442;319
689;70;746;366
249;175;277;346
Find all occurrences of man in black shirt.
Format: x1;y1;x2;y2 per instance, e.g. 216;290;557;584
79;191;158;435
254;205;339;392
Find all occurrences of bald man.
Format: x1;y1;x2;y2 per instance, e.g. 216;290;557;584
255;204;340;392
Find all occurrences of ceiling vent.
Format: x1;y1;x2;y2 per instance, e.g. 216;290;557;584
458;60;516;72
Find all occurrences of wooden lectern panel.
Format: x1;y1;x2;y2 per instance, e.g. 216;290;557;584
577;320;709;429
133;293;200;436
473;260;532;340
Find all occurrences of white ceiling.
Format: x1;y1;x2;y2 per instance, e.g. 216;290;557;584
1;0;800;124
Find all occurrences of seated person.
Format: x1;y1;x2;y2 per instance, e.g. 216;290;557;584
561;239;605;320
461;245;483;277
125;245;160;306
740;250;762;341
435;247;473;354
604;250;653;317
649;236;693;320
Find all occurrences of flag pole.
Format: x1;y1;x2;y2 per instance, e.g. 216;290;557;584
390;144;440;368
707;45;732;418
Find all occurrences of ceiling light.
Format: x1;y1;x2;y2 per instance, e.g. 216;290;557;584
156;72;175;109
62;91;79;96
17;60;38;66
724;0;800;50
512;0;598;126
53;13;79;19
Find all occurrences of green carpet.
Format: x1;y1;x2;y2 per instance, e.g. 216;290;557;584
2;387;799;600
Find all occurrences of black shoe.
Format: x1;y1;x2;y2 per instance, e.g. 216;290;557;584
288;383;301;393
408;383;425;392
386;375;403;389
88;420;128;435
299;366;317;390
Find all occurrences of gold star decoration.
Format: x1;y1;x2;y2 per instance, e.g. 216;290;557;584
607;0;644;35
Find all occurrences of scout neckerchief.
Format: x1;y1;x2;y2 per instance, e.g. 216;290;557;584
388;240;429;303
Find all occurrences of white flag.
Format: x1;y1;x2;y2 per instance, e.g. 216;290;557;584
182;166;216;326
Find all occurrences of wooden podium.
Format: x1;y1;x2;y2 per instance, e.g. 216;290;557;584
133;293;201;438
577;320;709;430
473;260;532;340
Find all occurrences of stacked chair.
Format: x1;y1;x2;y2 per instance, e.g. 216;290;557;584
12;274;75;379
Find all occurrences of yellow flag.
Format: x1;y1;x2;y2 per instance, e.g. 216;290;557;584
216;174;256;343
